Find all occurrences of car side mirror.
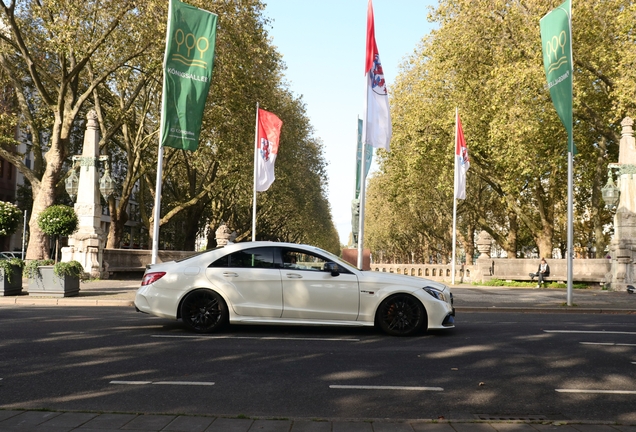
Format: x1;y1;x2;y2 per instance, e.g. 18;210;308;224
324;262;340;277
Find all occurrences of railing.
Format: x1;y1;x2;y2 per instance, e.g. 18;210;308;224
371;258;612;285
370;263;474;283
102;249;196;275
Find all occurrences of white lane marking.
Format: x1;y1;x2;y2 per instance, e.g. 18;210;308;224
580;342;636;346
152;335;359;342
330;385;443;391
556;389;636;394
545;330;636;335
110;381;214;386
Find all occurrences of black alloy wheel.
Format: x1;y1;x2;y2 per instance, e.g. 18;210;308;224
180;290;227;333
377;294;426;336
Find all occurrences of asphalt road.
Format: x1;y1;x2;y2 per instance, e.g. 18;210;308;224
0;307;634;424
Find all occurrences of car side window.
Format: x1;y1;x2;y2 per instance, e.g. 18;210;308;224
281;249;349;273
210;247;276;269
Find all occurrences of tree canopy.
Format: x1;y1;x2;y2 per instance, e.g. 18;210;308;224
366;0;635;263
0;0;340;257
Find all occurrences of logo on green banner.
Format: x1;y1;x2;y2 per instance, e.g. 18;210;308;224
540;0;575;154
161;0;217;151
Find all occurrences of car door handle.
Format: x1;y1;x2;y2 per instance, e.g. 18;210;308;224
286;273;303;279
222;272;239;277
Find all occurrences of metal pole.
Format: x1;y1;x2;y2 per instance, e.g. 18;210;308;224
566;151;573;305
357;141;367;269
451;108;458;285
566;4;574;306
357;72;370;270
252;103;260;241
150;0;173;265
151;145;164;264
21;209;27;259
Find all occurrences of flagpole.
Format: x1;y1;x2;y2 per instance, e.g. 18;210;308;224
252;102;260;241
151;145;164;264
566;0;574;306
151;0;174;266
451;108;458;285
357;73;370;270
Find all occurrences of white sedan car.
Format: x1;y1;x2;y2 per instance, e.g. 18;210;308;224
135;242;455;336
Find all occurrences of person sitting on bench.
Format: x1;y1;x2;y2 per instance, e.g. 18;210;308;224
530;258;550;288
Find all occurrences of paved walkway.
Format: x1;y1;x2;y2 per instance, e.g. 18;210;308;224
1;409;636;431
1;279;635;431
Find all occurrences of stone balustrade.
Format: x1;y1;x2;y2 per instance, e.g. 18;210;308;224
370;263;475;283
371;258;612;286
102;249;196;277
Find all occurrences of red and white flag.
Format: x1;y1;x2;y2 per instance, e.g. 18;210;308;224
454;111;470;200
255;108;283;192
363;0;391;151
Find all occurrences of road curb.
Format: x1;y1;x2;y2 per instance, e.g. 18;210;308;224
0;297;135;307
455;306;636;314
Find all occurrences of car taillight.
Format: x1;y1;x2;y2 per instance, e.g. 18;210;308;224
141;272;166;286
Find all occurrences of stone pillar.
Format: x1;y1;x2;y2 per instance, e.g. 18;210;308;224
608;117;636;291
215;222;236;246
474;230;494;282
61;110;106;278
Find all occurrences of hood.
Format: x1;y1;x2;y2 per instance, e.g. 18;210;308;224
358;271;450;291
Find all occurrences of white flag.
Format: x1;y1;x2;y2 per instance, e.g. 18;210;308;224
255;108;283;192
454;112;470;200
363;0;391;151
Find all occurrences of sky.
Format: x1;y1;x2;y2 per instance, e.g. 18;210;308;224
262;0;438;245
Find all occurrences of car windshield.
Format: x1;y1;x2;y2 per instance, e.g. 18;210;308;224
313;247;357;270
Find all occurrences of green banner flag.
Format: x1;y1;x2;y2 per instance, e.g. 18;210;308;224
540;0;575;154
161;0;217;151
355;118;373;199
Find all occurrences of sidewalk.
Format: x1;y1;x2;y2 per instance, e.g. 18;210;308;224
1;277;635;314
1;409;635;431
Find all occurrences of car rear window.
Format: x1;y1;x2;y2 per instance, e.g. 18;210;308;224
210;247;275;269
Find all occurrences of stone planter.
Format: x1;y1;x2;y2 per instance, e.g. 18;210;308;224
0;265;23;296
28;266;80;297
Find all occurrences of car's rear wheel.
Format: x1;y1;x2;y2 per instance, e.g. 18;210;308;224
376;294;426;336
180;290;227;333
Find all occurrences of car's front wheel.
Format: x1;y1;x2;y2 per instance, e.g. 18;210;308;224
180;289;227;333
376;294;426;336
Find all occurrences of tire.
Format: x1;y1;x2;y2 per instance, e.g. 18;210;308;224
180;290;227;333
376;294;426;336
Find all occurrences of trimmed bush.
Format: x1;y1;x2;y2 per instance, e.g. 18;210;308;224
0;201;22;236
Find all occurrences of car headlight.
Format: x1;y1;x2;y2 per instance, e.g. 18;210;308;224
423;287;447;302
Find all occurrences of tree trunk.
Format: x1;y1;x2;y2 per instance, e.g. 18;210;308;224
106;197;128;248
26;162;61;260
592;137;608;256
505;212;518;258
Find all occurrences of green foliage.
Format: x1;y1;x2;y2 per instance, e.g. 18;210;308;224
367;0;634;263
0;201;22;236
24;259;55;279
24;259;83;280
53;261;85;279
0;258;24;283
37;205;78;237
